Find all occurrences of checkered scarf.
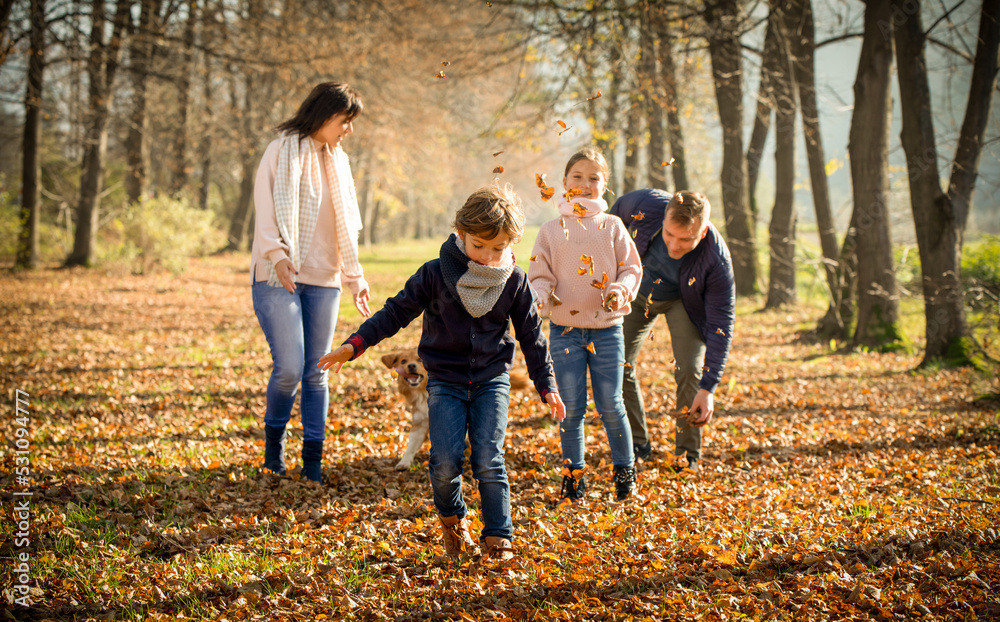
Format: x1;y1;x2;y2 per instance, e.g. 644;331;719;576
268;132;363;287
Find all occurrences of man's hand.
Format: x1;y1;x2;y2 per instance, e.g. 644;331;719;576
353;286;372;318
317;344;355;373
546;392;566;423
274;258;297;294
689;389;714;426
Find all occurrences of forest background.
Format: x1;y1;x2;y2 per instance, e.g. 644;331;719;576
1;0;1000;620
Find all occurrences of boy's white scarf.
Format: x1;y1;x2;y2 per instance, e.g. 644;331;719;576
267;132;363;287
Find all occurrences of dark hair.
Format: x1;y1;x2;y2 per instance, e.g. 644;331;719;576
453;182;526;243
275;82;363;139
564;147;610;179
666;190;711;227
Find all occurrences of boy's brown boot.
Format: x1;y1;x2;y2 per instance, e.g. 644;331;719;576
484;536;515;562
439;514;477;557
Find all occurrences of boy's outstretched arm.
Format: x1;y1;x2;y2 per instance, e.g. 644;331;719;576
546;392;566;422
318;344;355;373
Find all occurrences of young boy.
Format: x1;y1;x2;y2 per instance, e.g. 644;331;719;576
319;183;566;560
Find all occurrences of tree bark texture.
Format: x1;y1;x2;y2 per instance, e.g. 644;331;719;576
791;0;839;306
746;8;777;221
170;0;197;196
0;0;15;66
16;0;45;269
642;3;666;190
125;0;162;205
894;0;999;364
849;0;900;349
765;4;798;309
66;0;131;267
705;0;759;296
657;22;689;192
623;94;642;193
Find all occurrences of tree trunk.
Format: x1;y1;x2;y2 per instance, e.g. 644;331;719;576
65;0;131;268
705;0;759;296
895;0;999;365
792;0;839;306
197;45;214;210
226;153;255;251
817;209;858;337
849;0;900;349
641;4;666;190
657;21;689;192
746;6;778;223
16;0;45;270
169;0;197;196
0;0;16;67
622;95;642;193
124;0;160;205
765;4;797;309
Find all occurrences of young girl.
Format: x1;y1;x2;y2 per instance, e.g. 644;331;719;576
319;183;566;560
528;148;642;501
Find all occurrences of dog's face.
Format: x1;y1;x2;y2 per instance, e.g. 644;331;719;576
380;350;428;393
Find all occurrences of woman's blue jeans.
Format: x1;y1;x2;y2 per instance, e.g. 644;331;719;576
427;374;513;541
252;281;340;442
550;322;634;470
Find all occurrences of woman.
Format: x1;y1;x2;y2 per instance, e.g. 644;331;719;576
250;82;371;483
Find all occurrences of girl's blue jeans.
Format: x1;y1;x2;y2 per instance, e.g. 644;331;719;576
252;281;340;442
550;322;634;470
427;374;513;541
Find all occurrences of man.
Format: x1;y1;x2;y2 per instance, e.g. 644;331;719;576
610;188;735;471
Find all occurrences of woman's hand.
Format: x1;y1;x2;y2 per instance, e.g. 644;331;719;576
318;344;355;373
546;392;566;423
353;286;372;317
274;259;297;294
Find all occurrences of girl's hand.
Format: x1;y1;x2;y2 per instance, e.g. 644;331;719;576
274;258;297;294
546;392;566;423
318;344;355;373
353;286;372;318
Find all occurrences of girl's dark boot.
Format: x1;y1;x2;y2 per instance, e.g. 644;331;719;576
300;440;324;483
263;425;287;475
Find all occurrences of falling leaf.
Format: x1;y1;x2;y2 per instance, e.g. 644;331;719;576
577;267;587;275
565;187;587;200
556;120;567;129
688;277;696;286
580;254;592;265
435;70;446;79
661;157;675;167
591;273;609;290
493;150;504;157
493;165;504;174
556;120;572;135
618;260;624;265
654;278;662;284
632;212;645;221
572;203;588;217
620;362;631;367
586;342;596;355
569;310;579;315
550;292;563;306
576;218;586;230
561;326;573;335
441;61;451;66
529;255;537;261
715;327;726;336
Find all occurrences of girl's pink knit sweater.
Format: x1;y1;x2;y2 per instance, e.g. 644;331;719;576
528;196;642;329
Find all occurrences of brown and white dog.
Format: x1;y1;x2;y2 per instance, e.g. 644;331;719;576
380;349;530;471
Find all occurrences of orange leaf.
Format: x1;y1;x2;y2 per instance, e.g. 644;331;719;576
493;165;504;174
579;254;592;264
529;255;537;261
586;342;596;355
632;212;645;221
572;202;588;217
435;70;446;79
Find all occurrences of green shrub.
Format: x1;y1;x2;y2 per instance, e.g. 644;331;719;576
963;235;1000;308
100;196;225;274
0;174;71;265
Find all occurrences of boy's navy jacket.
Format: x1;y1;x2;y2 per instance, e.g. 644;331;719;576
609;188;736;393
347;237;558;398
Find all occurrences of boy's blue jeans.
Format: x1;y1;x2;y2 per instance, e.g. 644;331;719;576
252;281;340;442
549;323;634;470
427;374;513;541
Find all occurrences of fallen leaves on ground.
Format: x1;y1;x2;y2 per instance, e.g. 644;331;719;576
1;254;998;621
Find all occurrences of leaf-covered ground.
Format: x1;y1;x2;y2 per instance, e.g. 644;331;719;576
2;253;999;621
